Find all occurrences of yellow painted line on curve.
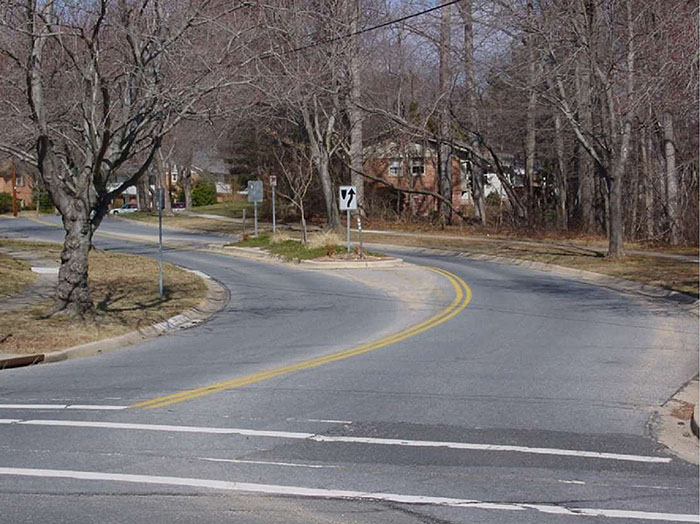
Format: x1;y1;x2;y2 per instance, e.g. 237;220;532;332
24;216;472;410
132;267;472;409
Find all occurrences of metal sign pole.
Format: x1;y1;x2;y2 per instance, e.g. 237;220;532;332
346;209;351;252
254;201;258;237
357;214;363;254
272;185;276;234
157;187;164;299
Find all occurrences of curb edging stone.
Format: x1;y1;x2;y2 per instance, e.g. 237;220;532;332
1;268;228;369
214;245;404;270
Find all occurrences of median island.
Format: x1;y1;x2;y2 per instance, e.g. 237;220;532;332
0;238;207;356
230;232;387;263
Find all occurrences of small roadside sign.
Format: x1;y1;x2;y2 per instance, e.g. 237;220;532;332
269;175;277;188
339;186;357;211
247;180;263;203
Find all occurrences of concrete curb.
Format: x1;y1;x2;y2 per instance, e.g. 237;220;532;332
213;245;404;270
299;258;404;269
366;243;699;314
0;268;229;370
650;376;699;463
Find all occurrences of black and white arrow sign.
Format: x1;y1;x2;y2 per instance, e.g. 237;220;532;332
339;185;358;211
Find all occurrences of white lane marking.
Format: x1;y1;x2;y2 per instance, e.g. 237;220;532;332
0;467;696;522
631;485;685;491
287;418;352;424
199;458;338;469
0;419;672;464
0;404;127;411
558;480;586;485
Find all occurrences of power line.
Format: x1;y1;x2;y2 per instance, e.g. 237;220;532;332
288;0;463;54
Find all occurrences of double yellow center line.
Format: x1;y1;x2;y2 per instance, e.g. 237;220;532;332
133;267;472;410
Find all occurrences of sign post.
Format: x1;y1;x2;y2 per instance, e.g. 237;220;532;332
156;187;164;299
270;175;277;234
338;185;357;252
247;180;263;237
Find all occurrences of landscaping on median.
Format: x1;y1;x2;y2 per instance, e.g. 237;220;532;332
0;238;207;355
231;232;386;262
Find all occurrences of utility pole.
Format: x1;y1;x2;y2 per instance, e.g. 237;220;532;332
11;157;18;217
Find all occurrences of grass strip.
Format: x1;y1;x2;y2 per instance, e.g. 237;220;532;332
0;240;207;355
358;232;698;298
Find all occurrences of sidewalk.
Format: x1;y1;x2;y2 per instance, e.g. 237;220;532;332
0;247;57;313
0;248;59;368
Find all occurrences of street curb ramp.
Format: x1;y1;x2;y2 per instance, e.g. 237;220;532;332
1;268;228;369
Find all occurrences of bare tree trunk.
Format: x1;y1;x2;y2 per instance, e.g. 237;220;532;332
640;130;654;237
136;175;150;210
663;110;679;244
157;153;173;216
301;98;340;230
55;198;94;316
347;0;365;216
606;0;635;258
553;111;568;230
182;167;193;209
457;0;485;225
317;152;339;229
575;60;595;231
438;2;452;225
525;1;537;221
300;212;308;245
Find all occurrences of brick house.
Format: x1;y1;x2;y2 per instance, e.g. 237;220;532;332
0;159;34;208
363;141;469;218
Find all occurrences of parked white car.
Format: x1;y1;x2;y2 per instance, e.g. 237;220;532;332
109;203;139;215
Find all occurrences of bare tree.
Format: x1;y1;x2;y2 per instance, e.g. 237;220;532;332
0;0;253;316
274;142;315;244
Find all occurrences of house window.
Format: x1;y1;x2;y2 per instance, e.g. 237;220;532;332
15;175;24;187
388;159;401;177
410;158;424;176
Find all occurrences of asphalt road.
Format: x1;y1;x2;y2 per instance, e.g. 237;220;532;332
0;216;697;524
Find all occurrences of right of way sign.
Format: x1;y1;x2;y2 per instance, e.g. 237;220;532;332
339;186;357;211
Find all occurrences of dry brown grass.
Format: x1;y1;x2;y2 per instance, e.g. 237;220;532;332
0;246;207;355
0;238;62;261
0;253;35;299
307;231;343;249
362;217;699;257
269;232;293;244
359;232;699;298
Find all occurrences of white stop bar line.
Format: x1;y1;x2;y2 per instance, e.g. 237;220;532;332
0;418;672;463
0;467;696;522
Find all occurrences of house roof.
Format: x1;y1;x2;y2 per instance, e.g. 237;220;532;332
193;151;230;176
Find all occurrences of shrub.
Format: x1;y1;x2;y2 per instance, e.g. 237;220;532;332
37;190;54;212
191;179;217;207
269;232;293;245
0;192;12;214
307;231;342;249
